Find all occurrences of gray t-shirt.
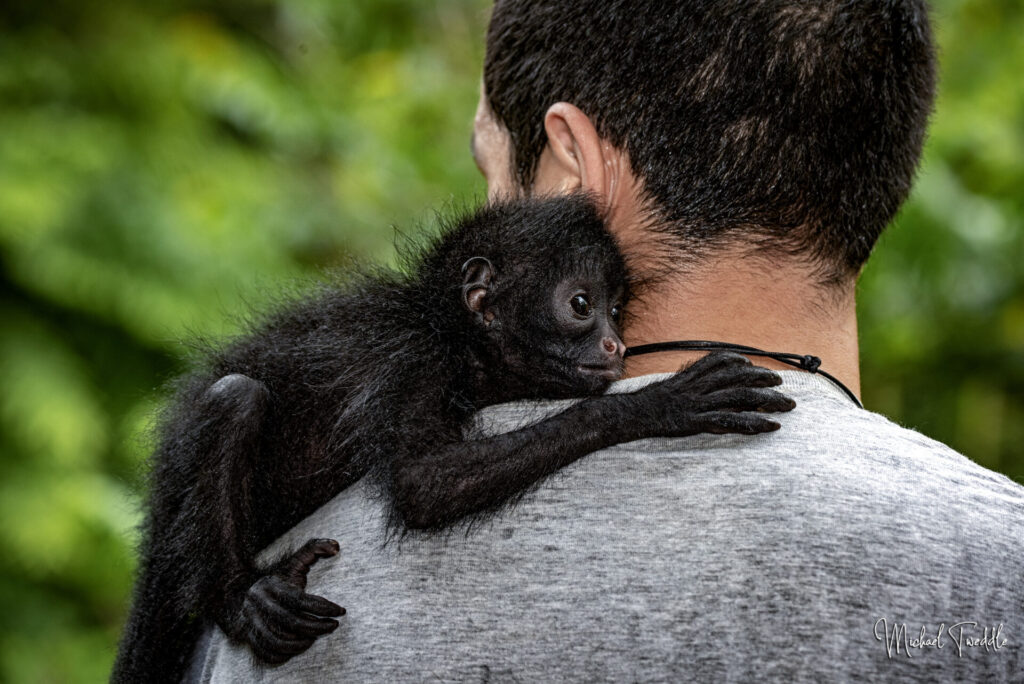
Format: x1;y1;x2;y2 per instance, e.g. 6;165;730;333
196;371;1023;682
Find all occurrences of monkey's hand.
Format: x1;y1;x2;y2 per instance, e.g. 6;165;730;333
632;351;796;437
223;538;345;665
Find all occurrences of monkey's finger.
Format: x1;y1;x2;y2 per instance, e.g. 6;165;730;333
242;601;304;642
256;591;341;638
679;351;751;380
309;538;341;558
252;648;292;666
697;364;783;394
275;588;346;618
247;620;316;665
733;366;785;388
260;599;340;638
282;538;340;583
254;633;317;659
699;388;796;414
695;411;782;435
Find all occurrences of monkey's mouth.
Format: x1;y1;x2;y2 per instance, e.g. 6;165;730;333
577;363;623;382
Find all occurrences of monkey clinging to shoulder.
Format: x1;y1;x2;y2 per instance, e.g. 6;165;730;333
112;194;794;682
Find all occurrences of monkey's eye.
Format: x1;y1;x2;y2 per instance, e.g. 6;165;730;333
610;305;622;323
570;294;592;318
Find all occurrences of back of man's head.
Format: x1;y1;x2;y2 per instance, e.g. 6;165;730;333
484;0;937;284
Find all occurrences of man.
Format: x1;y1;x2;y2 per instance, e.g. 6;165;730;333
197;1;1023;680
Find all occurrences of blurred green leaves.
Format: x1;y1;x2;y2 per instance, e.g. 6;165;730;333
0;1;486;680
858;0;1024;478
0;0;1021;681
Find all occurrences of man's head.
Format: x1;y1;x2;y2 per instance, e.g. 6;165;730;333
475;0;937;286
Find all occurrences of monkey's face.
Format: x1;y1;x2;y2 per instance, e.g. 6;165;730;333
492;272;628;399
542;276;626;389
461;250;629;400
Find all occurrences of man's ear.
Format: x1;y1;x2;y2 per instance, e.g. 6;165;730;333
535;102;616;199
461;257;494;317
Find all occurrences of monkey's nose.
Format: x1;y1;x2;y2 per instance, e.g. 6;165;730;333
602;337;624;357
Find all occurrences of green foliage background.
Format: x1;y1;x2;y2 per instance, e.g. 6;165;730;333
0;0;1020;680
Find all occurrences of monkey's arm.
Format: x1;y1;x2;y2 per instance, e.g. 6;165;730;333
392;352;795;530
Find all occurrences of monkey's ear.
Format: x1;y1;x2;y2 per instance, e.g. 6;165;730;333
461;257;494;315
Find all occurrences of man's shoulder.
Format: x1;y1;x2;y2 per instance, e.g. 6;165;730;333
470;369;1024;518
199;373;1022;683
774;378;1024;509
483;369;1023;505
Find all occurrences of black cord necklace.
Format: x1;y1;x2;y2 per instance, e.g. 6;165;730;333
624;340;864;409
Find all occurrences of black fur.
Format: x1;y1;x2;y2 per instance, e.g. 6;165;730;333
112;195;794;682
484;0;937;281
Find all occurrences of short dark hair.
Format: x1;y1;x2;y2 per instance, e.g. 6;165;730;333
484;0;937;282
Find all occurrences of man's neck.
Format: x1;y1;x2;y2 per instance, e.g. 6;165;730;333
620;249;862;399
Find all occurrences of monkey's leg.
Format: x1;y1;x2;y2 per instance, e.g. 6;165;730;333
113;375;343;682
183;376;344;665
393;352;795;529
111;547;206;683
114;373;281;683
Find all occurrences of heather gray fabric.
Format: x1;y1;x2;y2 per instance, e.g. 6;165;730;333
197;371;1024;682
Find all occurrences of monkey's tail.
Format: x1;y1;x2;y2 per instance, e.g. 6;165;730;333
111;560;205;684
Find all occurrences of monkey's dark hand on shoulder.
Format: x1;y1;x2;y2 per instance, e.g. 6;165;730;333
221;538;345;665
112;195;793;683
622;350;795;439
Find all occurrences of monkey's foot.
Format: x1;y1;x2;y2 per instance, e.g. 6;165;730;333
230;538;346;665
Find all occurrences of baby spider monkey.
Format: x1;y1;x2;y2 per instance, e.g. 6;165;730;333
112;195;794;682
